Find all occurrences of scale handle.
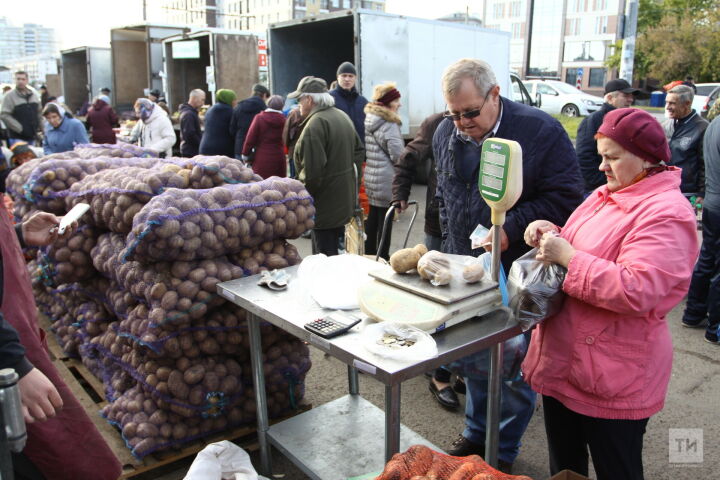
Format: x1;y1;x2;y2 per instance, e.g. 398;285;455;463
491;209;506;226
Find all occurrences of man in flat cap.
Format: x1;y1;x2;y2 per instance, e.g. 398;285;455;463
291;76;365;256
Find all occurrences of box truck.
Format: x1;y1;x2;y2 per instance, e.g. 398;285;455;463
60;47;111;114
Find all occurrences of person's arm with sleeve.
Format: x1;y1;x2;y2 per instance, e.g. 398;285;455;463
180;110;201;150
353;130;365;191
295;123;327;195
432;126;449;243
696;123;707;201
392;113;442;212
241;114;261;161
70;119;89;147
109;107;119;128
1;94;24;135
122;120;142;145
147;116;177;154
42;123;52;155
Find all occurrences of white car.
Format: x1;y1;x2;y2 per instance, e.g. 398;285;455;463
691;83;720;117
525;80;604;117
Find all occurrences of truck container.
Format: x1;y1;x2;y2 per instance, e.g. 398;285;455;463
60;47;111;114
111;24;186;112
268;10;512;139
162;30;260;113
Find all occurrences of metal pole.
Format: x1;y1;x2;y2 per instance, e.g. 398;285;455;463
619;0;638;83
348;366;359;395
384;383;401;462
490;226;502;283
485;342;504;468
247;313;272;475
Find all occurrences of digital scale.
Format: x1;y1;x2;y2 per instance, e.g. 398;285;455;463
359;138;523;333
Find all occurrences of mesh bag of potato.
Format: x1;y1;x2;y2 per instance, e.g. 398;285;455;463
123;177;314;263
64;157;261;233
93;233;301;327
375;444;534;480
36;225;100;286
74;143;158;159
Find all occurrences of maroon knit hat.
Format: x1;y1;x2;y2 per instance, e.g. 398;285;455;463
376;88;401;107
596;108;670;165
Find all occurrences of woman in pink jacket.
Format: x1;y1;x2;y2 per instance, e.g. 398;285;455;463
521;108;699;480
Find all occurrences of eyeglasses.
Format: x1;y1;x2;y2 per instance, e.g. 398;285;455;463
443;85;495;121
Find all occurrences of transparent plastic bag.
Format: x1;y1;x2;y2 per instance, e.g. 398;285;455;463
416;251;490;286
362;322;438;362
507;248;567;330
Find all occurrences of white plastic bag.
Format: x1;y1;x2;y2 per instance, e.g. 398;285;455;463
362;322;438;362
184;441;268;480
297;254;376;309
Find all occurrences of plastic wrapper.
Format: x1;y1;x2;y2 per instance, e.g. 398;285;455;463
93;233;301;327
416;250;490;286
362;323;438;362
64;157;261;233
123;177;314;263
507;247;567;331
297;254;377;310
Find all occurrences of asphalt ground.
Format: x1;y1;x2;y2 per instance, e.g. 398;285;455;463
155;181;717;480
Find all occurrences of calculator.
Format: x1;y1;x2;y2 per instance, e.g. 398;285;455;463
304;312;362;339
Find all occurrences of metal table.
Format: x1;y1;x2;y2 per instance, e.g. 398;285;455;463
217;260;521;479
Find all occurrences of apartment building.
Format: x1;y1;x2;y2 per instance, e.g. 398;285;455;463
0;17;58;83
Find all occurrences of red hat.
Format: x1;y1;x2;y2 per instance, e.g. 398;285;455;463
596;108;670;165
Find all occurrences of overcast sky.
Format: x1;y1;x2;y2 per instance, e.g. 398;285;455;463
4;0;481;50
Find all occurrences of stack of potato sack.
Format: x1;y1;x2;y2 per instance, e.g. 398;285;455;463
6;145;316;459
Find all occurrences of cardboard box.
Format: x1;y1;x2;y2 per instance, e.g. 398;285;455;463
550;470;592;480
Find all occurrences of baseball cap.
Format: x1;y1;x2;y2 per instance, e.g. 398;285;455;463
604;79;641;95
287;76;328;99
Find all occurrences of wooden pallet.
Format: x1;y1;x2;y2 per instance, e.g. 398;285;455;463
40;316;310;479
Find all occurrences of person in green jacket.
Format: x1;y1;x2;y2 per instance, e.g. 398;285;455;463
290;76;365;256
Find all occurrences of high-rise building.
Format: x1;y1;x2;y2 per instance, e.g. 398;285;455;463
0;17;58;83
480;0;624;94
151;0;384;32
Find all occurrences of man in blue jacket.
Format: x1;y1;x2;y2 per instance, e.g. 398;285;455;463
329;62;368;142
433;58;584;472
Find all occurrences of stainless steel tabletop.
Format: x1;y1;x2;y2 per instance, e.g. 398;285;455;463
217;258;522;385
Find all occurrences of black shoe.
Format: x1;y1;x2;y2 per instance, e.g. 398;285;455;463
705;330;719;344
447;434;485;457
453;377;466;395
497;460;513;474
429;380;460;410
682;318;707;328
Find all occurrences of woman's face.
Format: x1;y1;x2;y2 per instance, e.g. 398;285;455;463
597;137;647;192
45;112;63;128
388;99;402;112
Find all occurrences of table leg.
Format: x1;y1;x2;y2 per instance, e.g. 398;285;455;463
485;342;504;467
384;383;401;462
248;313;272;475
348;366;359;395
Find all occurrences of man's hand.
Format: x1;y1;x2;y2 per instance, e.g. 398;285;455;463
21;211;77;246
392;200;408;213
18;368;63;423
481;226;509;252
524;220;560;248
536;232;576;268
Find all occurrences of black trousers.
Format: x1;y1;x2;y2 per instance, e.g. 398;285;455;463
364;205;393;260
543;395;649;480
311;227;344;256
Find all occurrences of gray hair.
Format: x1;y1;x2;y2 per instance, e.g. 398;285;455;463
302;92;335;110
189;88;205;100
442;58;497;98
668;85;694;105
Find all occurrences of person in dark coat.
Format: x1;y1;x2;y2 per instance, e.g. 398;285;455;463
231;84;270;158
392;112;444;250
179;89;206;157
663;84;709;197
199;89;237;157
242;95;286;178
433;59;584;471
329;61;369;142
40;85;49;107
85;95;119;144
575;78;641;194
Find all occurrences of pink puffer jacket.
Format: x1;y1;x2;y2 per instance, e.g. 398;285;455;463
522;168;698;420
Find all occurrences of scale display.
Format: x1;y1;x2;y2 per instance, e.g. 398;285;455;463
479;141;511;201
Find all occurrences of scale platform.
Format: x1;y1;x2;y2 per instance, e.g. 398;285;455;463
360;266;502;333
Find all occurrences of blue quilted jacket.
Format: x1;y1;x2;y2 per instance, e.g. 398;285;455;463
433;97;584;271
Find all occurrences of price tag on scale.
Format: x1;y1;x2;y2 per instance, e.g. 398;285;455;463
479;139;523;226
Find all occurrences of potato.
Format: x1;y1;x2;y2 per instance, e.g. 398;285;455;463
389;248;422;274
183;365;205;385
463;263;485;284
